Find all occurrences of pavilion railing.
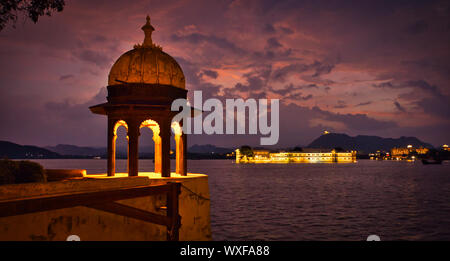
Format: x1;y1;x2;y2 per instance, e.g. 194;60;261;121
0;182;181;241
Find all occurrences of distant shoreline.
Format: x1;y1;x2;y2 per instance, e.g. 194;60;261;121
6;151;437;160
10;156;235;160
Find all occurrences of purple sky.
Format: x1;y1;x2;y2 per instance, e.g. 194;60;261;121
0;0;449;148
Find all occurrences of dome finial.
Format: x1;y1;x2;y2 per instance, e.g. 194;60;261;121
141;15;155;47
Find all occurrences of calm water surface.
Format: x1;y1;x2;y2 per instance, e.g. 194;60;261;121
33;159;450;241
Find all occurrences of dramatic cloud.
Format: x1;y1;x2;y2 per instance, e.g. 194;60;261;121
334;100;347;109
201;69;219;79
394;101;407;113
0;0;449;147
355;101;372;107
59;74;74;81
266;37;283;49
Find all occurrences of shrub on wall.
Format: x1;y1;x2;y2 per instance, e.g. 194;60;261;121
0;159;17;185
0;159;47;185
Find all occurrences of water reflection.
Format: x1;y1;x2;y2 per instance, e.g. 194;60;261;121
33;159;450;240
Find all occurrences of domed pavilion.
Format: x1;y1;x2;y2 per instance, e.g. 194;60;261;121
90;16;187;177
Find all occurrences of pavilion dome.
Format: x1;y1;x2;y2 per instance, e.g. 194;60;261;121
108;16;185;89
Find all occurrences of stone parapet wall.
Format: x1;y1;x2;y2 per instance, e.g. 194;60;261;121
0;173;211;241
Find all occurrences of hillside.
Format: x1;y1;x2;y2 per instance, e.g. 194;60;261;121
45;144;106;157
45;143;234;156
0;140;61;159
188;144;234;154
307;133;433;153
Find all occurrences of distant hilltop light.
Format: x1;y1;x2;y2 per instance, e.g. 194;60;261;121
443;144;449;148
323;130;330;135
407;145;413;148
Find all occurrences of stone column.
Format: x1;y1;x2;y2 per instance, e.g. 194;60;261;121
176;133;187;176
126;135;129;173
107;118;116;176
175;134;181;174
153;134;162;173
182;132;187;176
127;120;140;177
159;119;171;177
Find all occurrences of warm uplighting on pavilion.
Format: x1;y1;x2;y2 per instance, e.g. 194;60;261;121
89;15;188;177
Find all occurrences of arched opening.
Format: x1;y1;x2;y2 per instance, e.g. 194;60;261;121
113;120;128;174
107;119;129;176
140;119;161;173
171;121;186;175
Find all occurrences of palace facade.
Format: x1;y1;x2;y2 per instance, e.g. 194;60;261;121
390;145;429;157
236;148;357;163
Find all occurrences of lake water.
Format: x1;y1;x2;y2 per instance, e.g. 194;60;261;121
32;159;450;241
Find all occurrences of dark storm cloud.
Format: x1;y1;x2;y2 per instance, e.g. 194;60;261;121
271;63;310;82
266;37;283;49
175;57;222;100
234;74;267;94
279;26;294;35
45;87;107;120
230;71;317;102
416;96;450;119
298;84;318;89
311;61;335;77
373;80;445;98
170;32;245;55
232;67;272;94
373;79;450;119
311;106;397;132
201;69;219;79
406;80;443;97
250;48;294;64
404;20;428;35
76;49;112;68
334;100;348;109
401;58;450;76
59;74;74;81
286;93;313;101
271;84;295;96
394;101;407;113
263;23;276;34
271;60;336;83
355;101;372;107
373;82;394;89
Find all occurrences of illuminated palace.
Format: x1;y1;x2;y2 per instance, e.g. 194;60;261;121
370;145;430;161
235;149;357;163
391;145;429;158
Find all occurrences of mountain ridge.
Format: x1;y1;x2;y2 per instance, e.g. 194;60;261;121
0;140;61;159
307;133;433;153
1;132;436;159
45;143;234;156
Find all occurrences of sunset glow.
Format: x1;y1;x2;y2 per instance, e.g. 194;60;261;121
0;0;448;149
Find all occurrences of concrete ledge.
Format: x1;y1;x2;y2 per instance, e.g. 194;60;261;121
45;169;86;182
0;173;211;241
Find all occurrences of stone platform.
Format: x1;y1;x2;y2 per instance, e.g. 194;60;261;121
0;172;211;241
